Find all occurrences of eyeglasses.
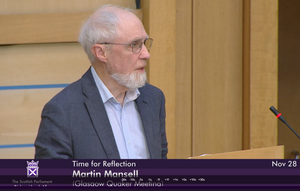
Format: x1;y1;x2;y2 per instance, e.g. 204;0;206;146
97;38;153;54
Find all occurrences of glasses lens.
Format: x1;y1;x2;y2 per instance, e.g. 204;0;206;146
132;38;153;54
132;41;141;54
144;38;153;51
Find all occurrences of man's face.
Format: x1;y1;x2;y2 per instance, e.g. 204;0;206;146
105;13;150;89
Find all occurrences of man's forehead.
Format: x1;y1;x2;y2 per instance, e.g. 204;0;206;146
116;16;147;41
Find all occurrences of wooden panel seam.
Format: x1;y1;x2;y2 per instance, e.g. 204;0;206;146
243;0;251;150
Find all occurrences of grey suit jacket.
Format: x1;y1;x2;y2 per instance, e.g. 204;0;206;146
34;68;168;159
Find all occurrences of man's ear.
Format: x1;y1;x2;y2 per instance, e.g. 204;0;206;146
91;44;107;62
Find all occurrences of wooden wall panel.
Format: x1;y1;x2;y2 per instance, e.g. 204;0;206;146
278;0;300;158
0;12;92;44
0;89;63;145
0;10;142;45
0;0;136;14
248;0;278;149
141;0;177;158
175;0;193;159
0;43;89;86
192;0;243;156
0;147;34;159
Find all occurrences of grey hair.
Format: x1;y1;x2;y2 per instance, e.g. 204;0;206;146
78;5;133;63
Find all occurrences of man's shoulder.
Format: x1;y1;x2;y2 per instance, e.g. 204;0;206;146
48;79;84;105
139;83;164;97
47;68;94;105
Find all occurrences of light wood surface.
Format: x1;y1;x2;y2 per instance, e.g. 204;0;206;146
0;147;35;159
248;0;278;149
0;0;136;14
192;0;243;156
0;12;92;45
175;0;193;159
0;88;63;145
189;145;284;159
0;10;142;45
141;0;177;158
0;43;90;86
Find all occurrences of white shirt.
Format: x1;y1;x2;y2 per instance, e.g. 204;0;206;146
91;66;150;159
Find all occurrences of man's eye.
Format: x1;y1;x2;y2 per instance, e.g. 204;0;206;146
132;41;141;48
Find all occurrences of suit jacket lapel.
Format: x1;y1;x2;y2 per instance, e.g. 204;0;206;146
136;93;160;159
82;69;120;159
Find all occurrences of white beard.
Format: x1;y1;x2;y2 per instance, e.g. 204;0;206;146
111;71;147;90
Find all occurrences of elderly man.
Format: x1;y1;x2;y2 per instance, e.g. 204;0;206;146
34;5;168;159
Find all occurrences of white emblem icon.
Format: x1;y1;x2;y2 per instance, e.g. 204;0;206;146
27;160;39;177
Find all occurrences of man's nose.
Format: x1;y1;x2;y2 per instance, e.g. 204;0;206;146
140;44;151;59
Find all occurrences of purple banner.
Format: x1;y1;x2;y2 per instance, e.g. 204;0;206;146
0;159;299;190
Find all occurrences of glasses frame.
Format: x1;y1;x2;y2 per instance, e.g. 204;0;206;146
97;38;153;54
